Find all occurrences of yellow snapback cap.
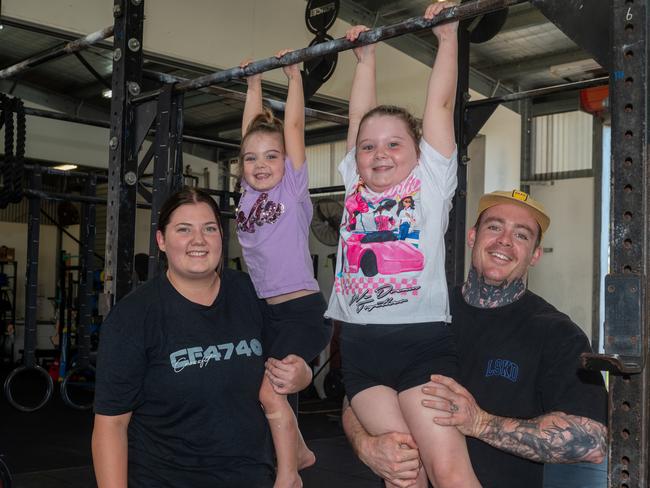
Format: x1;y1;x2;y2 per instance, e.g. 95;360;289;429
477;189;550;235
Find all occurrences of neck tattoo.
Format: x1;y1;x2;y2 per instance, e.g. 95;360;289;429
462;266;526;308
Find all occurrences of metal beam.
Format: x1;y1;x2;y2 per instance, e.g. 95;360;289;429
132;0;525;104
604;0;649;484
0;24;114;79
145;70;349;125
339;0;514;99
74;52;112;89
0;79;109;120
498;4;547;33
24;106;111;129
3;15;351;120
468;76;608;108
305;125;349;146
529;96;580;117
484;48;592;81
22;105;240;151
529;0;611;72
0;16;114;50
22;188;151;208
464;77;607;142
581;1;650;486
104;0;144;303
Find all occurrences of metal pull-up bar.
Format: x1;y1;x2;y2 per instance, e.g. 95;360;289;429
146;70;349;125
468;76;609;108
132;0;526;104
0;24;114;80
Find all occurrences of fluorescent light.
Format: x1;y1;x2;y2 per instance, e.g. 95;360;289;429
102;88;112;98
52;164;78;171
549;59;602;79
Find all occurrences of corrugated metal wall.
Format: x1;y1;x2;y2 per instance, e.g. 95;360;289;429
532;110;593;175
0;199;58;224
305;140;346;189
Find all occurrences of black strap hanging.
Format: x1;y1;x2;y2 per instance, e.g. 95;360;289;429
0;94;27;208
0;94;14;210
10;98;26;204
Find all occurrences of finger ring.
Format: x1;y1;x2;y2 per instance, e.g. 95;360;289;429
450;403;459;413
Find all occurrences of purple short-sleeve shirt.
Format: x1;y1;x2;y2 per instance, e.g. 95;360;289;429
236;158;319;298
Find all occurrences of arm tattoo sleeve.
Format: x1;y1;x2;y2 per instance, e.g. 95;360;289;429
478;412;607;464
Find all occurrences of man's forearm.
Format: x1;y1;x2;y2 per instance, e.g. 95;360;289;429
342;399;367;456
476;412;607;464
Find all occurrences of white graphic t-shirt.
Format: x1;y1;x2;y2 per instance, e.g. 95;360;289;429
325;139;457;324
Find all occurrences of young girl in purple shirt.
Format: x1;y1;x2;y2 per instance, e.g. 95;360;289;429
235;50;332;488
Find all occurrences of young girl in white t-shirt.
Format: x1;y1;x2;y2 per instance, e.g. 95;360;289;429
326;3;480;487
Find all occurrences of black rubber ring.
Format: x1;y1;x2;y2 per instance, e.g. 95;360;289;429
60;365;95;411
3;364;54;412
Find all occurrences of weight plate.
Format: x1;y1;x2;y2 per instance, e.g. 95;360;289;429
305;0;340;34
304;34;338;84
470;9;509;44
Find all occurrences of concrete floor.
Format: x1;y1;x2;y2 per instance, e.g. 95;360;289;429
10;442;608;488
11;436;382;488
1;364;607;488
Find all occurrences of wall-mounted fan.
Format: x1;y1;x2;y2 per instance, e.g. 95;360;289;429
311;197;343;247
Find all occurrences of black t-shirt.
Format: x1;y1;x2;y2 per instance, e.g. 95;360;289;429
95;269;274;487
450;287;607;488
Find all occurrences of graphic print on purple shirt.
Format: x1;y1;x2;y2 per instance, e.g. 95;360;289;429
236;190;285;233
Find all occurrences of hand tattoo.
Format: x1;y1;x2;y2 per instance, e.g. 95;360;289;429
478;412;607;464
462;266;526;308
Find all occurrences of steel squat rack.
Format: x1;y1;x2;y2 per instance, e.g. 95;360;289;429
0;1;647;486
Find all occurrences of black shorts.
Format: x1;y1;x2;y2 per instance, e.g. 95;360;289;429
263;292;333;363
340;321;458;401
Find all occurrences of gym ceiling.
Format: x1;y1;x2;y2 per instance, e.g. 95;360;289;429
0;1;606;152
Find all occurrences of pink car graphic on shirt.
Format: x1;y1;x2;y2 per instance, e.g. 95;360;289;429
344;232;424;277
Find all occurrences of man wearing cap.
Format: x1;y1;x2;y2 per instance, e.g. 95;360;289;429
342;190;608;488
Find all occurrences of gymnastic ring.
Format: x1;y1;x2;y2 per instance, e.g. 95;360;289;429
3;364;54;412
60;365;95;410
0;454;12;488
